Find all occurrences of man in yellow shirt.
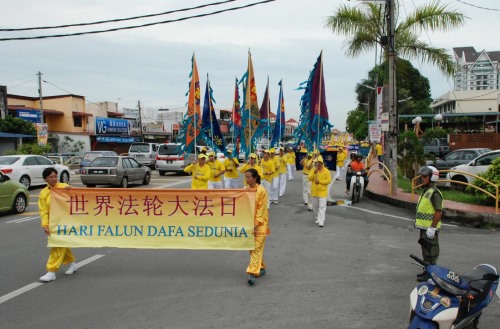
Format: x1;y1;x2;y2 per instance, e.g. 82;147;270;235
308;156;331;227
300;152;313;209
375;142;383;169
334;146;347;181
278;147;288;197
223;149;239;188
286;147;296;180
207;152;226;189
239;153;263;187
184;154;211;189
269;148;280;204
260;150;276;209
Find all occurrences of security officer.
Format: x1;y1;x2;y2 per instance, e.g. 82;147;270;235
415;165;443;282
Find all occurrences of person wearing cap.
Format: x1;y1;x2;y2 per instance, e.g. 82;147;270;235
278;147;288;197
207;152;226;189
223;150;240;189
308;156;331;227
184;154;211;189
260;150;275;209
269;148;280;204
239;153;263;187
300;152;314;210
201;147;208;156
334;146;347;181
286;147;296;181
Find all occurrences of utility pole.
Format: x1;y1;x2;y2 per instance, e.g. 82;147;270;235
138;100;144;142
38;71;44;124
387;0;398;193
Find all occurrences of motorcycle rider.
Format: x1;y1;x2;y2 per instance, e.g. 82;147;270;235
415;165;443;282
345;153;368;194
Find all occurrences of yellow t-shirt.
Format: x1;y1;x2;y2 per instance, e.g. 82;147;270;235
376;144;383;156
239;163;264;186
308;168;332;198
245;184;270;236
223;158;239;179
184;163;211;189
271;156;280;179
208;160;225;182
278;155;288;174
287;152;296;165
260;158;276;182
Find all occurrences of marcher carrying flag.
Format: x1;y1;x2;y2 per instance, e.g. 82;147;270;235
240;50;260;157
294;51;332;151
230;77;242;156
177;53;202;155
270;79;285;148
201;74;226;155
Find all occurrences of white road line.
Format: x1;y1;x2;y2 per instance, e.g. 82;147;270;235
338;205;456;227
0;254;105;305
153;179;191;189
5;216;39;224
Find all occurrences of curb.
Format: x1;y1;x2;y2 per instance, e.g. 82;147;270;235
365;190;500;228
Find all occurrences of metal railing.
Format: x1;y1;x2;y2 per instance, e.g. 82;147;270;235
411;170;499;213
366;147;393;196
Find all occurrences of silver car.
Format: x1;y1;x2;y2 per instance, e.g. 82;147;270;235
155;143;188;175
80;156;151;188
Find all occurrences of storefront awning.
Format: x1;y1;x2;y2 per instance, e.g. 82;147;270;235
43;109;64;116
72;111;93;117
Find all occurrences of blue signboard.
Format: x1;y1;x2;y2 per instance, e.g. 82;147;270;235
16;110;41;123
96;136;135;143
95;118;129;136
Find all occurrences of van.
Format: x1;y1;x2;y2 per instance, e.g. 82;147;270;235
155;143;188;175
128;142;158;168
423;138;449;157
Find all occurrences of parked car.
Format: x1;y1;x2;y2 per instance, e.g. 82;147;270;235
425;148;491;175
45;154;82;172
0;172;29;214
80;156;151;188
128;142;159;169
446;150;500;186
80;151;118;172
155;143;187;175
0;155;71;189
423;137;449;157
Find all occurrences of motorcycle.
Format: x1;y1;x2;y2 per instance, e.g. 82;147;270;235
408;250;499;329
349;171;365;204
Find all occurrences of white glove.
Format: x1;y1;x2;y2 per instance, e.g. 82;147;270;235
426;227;436;239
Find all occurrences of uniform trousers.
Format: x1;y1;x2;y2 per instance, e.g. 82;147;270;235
334;165;344;180
287;164;295;180
208;181;223;189
278;173;287;197
271;176;280;202
310;197;327;226
224;177;238;189
246;231;267;276
262;180;272;209
46;247;75;272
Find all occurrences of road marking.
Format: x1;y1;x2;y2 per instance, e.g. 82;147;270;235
6;216;39;224
338;205;456;227
0;254;105;305
153;179;191;189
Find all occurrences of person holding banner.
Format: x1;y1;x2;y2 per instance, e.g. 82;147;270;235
244;168;270;285
286;147;296;180
260;150;275;209
207;152;226;189
223;150;239;189
39;167;78;282
239;153;263;187
308;156;331;227
184;154;211;189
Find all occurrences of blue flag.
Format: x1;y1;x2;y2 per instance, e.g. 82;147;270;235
201;75;227;155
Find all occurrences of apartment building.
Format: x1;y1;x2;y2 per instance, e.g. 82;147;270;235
453;47;500;91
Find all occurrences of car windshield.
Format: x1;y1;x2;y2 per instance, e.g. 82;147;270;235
89;157;118;167
84;152;106;161
46;157;62;164
0;157;20;165
130;144;150;152
479;149;491;155
158;145;180;155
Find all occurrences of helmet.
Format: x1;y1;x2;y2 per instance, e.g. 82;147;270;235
418;166;439;182
354;152;363;159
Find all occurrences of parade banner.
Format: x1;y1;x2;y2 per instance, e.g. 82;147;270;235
36;123;48;146
48;188;256;250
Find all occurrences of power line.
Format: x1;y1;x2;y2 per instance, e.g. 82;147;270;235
456;0;500;12
0;0;240;32
0;0;276;42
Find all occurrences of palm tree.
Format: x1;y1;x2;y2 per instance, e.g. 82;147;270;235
324;0;467;75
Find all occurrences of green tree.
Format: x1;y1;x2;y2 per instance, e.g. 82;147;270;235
3;143;52;155
346;109;367;140
324;0;466;75
0;115;36;135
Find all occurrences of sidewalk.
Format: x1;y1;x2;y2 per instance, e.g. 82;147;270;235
362;156;500;227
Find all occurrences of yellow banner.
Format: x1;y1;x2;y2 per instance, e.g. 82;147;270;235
49;188;256;250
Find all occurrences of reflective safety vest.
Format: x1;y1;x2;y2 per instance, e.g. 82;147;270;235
415;186;443;230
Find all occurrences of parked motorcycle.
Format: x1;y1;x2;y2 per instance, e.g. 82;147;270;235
408;252;499;329
349;171;365;204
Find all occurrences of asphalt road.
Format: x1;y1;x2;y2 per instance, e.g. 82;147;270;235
1;171;499;329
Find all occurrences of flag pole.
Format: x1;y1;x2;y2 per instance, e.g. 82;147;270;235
267;77;270;149
232;77;236;149
317;51;323;150
193;54;198;157
279;80;282;148
208;73;214;149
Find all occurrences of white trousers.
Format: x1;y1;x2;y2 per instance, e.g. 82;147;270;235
262;180;272;209
224;177;238;189
311;196;327;225
208;181;223;189
302;174;311;206
271;176;280;201
279;173;287;197
334;165;344;180
287;164;295;180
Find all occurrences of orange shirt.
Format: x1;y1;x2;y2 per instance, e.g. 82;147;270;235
350;160;365;172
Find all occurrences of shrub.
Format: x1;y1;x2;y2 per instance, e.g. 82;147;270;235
466;157;500;203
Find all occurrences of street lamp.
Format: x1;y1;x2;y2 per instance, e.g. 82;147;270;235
412;116;423;137
433;114;443;128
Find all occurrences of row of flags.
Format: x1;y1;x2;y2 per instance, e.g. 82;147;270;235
177;51;331;157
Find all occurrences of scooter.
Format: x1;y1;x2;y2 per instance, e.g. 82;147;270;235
349;171;365;204
408;251;499;329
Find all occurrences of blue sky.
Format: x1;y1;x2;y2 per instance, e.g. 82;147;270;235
1;0;499;130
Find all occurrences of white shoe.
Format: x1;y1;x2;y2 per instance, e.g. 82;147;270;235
40;272;56;282
65;262;78;275
314;220;319;224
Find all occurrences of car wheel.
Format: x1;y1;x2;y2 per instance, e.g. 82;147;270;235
120;177;128;188
19;175;31;189
86;184;96;188
143;172;151;185
451;175;468;190
159;171;166;176
60;171;70;184
12;193;27;214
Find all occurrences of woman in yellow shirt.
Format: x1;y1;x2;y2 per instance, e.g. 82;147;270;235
286;147;296;180
239;153;263;187
260;150;276;209
184;154;211;189
244;168;270;285
308;156;331;227
39;167;77;282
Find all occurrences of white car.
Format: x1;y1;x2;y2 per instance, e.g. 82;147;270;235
446;150;500;186
0;155;71;189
